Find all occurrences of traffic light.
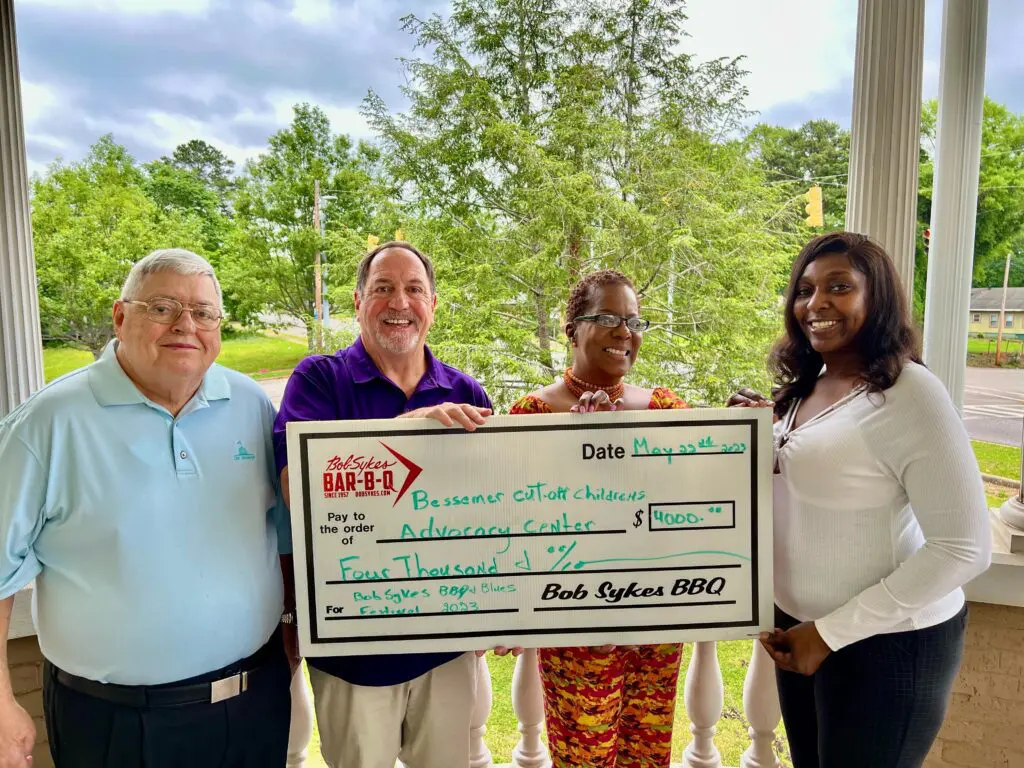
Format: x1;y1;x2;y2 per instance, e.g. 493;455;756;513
803;185;824;227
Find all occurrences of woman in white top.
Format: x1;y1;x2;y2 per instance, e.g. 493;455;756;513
730;232;991;768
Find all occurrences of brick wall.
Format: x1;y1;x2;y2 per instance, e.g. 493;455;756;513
926;602;1024;768
8;635;53;768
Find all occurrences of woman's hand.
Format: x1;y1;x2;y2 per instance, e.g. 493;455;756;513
571;390;624;413
727;388;774;409
759;621;832;676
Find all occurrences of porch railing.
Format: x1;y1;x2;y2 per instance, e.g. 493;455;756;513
285;641;783;768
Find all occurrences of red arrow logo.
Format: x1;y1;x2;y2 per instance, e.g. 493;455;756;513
380;442;423;507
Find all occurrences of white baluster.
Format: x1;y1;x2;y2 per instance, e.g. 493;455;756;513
683;641;723;768
511;649;550;768
470;653;494;768
741;641;782;768
286;663;315;767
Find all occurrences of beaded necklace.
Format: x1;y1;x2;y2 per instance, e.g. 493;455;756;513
563;367;625;403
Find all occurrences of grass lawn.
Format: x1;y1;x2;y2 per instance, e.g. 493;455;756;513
972;439;1021;481
42;333;307;382
967;337;1024;355
299;643;791;767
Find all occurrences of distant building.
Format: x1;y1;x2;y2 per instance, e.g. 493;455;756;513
968;287;1024;339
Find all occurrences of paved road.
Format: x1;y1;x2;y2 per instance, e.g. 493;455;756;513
262;376;288;408
964;367;1024;446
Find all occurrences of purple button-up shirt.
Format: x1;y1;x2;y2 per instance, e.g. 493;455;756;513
273;336;492;686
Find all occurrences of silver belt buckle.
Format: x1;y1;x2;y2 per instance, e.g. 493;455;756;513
210;671;248;703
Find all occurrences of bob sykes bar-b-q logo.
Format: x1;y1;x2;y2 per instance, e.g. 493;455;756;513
322;443;422;506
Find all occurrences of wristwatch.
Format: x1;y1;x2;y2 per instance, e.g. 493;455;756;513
281;611;296;625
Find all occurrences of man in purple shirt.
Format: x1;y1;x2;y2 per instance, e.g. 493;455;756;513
273;241;493;768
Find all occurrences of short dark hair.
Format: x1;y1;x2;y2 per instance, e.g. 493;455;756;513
355;241;436;296
565;270;636;340
770;231;921;414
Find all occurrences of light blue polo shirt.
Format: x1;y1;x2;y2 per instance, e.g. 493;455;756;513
0;342;291;685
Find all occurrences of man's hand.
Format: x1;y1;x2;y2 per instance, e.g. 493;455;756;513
0;697;35;767
760;621;832;676
400;403;492;431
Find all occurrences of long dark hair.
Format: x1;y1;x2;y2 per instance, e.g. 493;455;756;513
769;232;921;415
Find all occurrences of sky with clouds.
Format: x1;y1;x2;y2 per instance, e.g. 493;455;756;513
11;0;1024;176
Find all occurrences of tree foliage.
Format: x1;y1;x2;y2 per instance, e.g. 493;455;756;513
231;104;385;347
363;0;795;406
32;136;207;356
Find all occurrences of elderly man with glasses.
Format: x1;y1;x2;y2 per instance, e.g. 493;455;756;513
0;249;294;768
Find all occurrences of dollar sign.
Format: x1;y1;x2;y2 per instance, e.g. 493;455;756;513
633;510;643;528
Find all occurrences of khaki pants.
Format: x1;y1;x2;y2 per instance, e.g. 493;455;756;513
309;652;477;768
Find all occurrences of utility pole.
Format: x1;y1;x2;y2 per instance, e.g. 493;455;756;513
996;252;1012;365
313;179;323;350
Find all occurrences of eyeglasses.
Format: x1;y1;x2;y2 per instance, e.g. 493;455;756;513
121;297;223;330
573;313;650;332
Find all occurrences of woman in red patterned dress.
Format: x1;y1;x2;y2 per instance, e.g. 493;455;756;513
509;269;686;768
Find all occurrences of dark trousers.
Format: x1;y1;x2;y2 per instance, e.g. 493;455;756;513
775;604;967;768
43;631;292;768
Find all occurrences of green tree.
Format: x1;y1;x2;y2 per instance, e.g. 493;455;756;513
364;0;793;406
232;104;383;348
746;119;850;227
917;98;1024;313
163;139;237;214
32;136;207;356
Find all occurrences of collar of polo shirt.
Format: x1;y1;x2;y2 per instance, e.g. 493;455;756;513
89;340;232;410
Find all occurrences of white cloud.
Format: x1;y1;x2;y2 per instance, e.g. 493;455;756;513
682;0;858;114
267;92;372;140
19;80;58;126
16;0;210;14
290;0;334;26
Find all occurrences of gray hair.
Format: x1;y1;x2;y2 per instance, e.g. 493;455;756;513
355;241;436;297
121;248;223;309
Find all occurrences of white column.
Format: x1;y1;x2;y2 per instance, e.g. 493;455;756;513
922;0;989;411
682;641;723;768
740;642;781;768
845;0;926;295
286;664;315;767
511;649;549;768
0;0;44;418
469;654;494;768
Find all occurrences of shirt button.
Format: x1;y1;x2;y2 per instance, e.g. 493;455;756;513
179;450;188;460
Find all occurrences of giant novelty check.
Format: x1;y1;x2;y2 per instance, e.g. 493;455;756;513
286;408;773;656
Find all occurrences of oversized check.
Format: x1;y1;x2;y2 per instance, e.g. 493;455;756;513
286;408;773;656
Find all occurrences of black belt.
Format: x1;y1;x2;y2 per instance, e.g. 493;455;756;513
52;628;283;709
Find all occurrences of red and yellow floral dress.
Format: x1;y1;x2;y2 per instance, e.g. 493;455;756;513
509;387;687;768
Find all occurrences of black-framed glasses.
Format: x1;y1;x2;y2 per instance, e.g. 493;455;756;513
121;297;223;330
573;313;650;332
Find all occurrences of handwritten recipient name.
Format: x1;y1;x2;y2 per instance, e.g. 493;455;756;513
633;436;746;463
542;576;727;603
412;483;645;508
399;513;596;540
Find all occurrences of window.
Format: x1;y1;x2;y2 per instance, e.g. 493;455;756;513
973;313;981;323
1007;315;1014;329
991;314;999;327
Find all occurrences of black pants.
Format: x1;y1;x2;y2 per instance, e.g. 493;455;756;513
43;631;292;768
775;605;967;768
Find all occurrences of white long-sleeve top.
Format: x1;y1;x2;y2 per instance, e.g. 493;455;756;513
773;362;992;651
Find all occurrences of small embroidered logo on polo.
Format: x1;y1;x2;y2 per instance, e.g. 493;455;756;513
234;441;256;461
